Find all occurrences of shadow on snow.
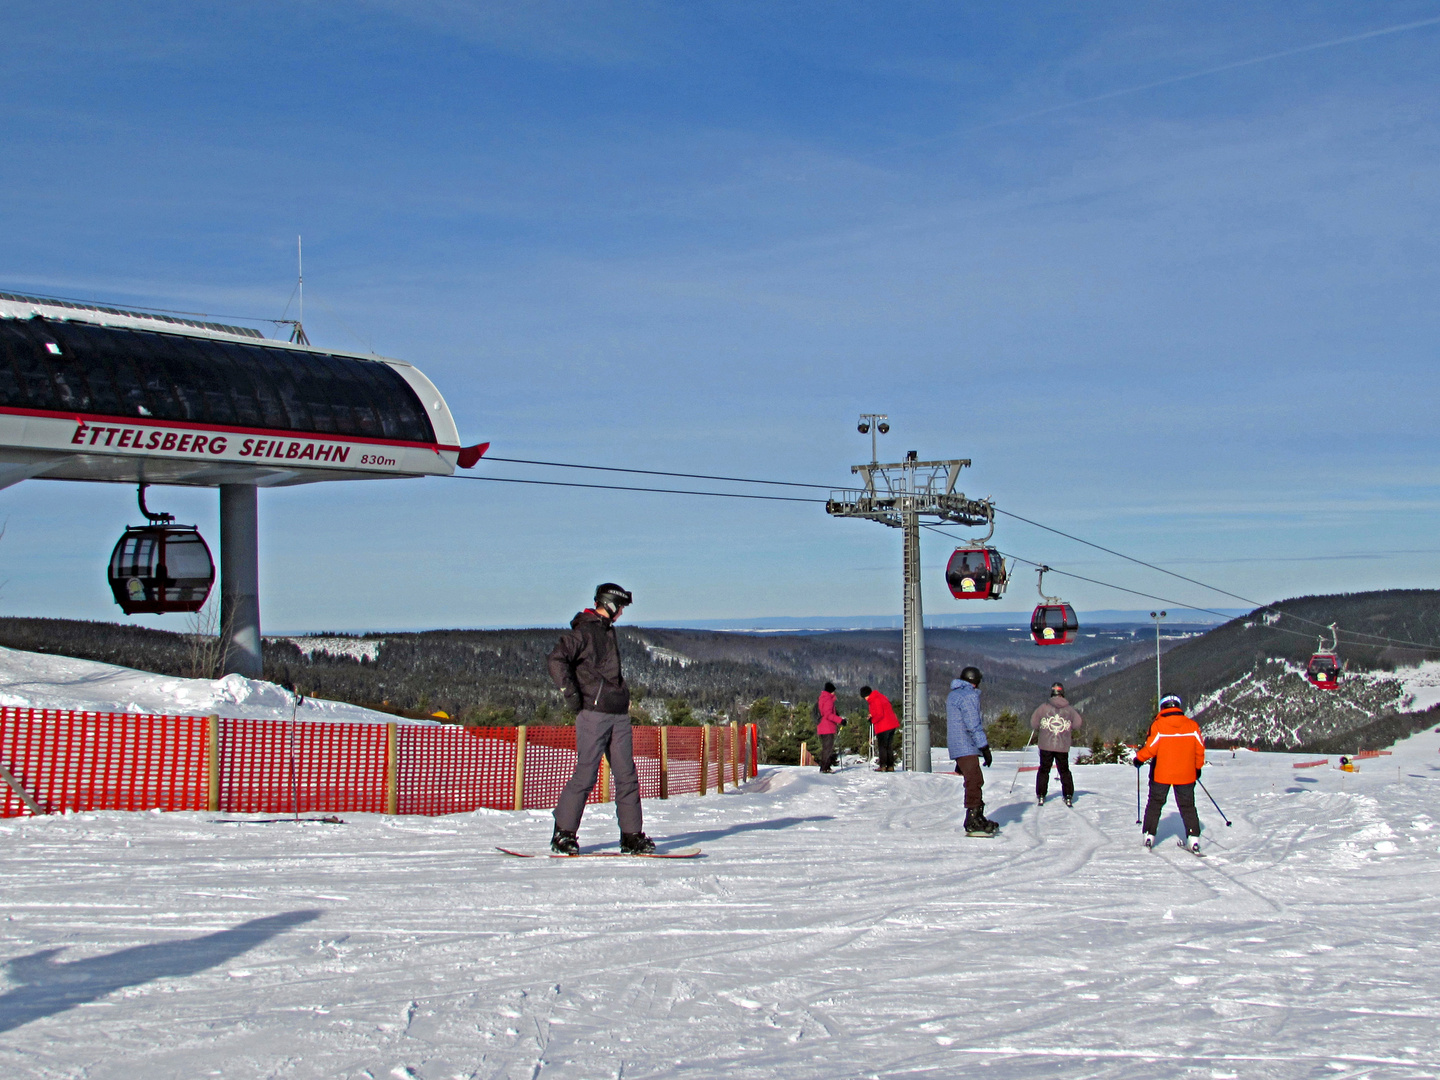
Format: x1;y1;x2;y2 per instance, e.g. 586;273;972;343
0;909;322;1033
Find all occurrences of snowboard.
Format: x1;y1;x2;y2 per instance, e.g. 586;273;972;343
496;846;702;859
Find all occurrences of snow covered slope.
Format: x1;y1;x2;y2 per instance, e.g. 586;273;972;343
2;731;1439;1077
0;644;404;723
1193;658;1412;746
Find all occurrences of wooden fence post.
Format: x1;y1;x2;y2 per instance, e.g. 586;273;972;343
513;725;527;811
730;722;740;786
385;722;399;815
659;727;669;799
600;755;611;802
700;725;710;795
207;714;221;812
717;723;726;793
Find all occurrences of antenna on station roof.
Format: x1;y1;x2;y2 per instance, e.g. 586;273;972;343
274;236;311;345
292;237;309;346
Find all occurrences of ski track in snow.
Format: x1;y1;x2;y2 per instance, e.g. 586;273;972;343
3;735;1440;1078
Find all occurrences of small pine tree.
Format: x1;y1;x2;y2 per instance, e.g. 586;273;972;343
754;698;819;765
985;709;1028;750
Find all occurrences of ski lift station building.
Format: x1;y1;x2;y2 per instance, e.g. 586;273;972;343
0;292;486;677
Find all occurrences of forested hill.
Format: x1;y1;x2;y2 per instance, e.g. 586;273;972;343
1070;590;1440;748
0;616;1193;731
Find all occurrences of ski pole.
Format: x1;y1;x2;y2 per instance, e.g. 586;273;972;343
283;681;304;822
1008;729;1038;793
1135;762;1143;826
1197;779;1232;826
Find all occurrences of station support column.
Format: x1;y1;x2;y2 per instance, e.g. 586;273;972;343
220;484;262;678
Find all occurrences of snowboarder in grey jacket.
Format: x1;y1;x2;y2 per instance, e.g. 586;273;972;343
546;583;654;856
946;667;997;835
1030;682;1082;806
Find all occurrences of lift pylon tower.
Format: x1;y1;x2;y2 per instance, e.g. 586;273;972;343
827;452;993;772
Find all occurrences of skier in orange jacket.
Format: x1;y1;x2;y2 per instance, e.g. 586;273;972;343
1133;694;1206;852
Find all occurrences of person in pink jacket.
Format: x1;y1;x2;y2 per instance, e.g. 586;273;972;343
816;682;845;772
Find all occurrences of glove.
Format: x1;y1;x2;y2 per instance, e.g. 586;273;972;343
563;692;582;715
981;746;993;768
1195;768;1202;782
1133;757;1145;769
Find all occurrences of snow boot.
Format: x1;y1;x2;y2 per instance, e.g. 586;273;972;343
1143;834;1154;850
1064;795;1073;807
966;803;999;836
1037;794;1045;807
1187;837;1201;855
551;828;580;856
620;831;656;855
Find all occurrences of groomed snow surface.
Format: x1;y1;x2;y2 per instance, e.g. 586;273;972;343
4;730;1440;1079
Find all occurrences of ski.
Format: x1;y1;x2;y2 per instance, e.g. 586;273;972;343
1177;840;1204;858
964;830;1000;838
496;846;702;859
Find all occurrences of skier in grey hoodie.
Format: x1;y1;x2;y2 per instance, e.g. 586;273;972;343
1030;682;1083;807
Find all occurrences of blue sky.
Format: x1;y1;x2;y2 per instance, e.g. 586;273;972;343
2;2;1439;631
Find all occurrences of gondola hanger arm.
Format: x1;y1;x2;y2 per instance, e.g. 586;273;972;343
1036;565;1062;605
136;483;173;525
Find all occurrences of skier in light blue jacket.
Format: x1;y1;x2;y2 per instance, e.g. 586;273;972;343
946;666;998;836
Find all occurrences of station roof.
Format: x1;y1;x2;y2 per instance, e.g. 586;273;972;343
0;313;436;443
0;292;476;489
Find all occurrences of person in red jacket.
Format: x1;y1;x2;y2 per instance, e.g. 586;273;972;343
1134;694;1207;852
816;682;845;773
860;686;900;771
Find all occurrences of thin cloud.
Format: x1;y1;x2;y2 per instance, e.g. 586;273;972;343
899;14;1440;152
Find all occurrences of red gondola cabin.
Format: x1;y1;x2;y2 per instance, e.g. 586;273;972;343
108;524;215;614
1306;653;1340;689
946;547;1007;600
1031;603;1079;645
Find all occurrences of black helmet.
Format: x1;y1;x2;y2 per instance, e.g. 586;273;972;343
594;582;633;613
959;666;982;686
1051;682;1065;696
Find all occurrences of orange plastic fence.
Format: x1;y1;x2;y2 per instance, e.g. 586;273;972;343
221;718;389;814
1292;758;1329;769
0;707;757;818
0;708;208;816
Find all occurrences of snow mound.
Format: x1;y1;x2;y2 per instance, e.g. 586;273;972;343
0;645;414;724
